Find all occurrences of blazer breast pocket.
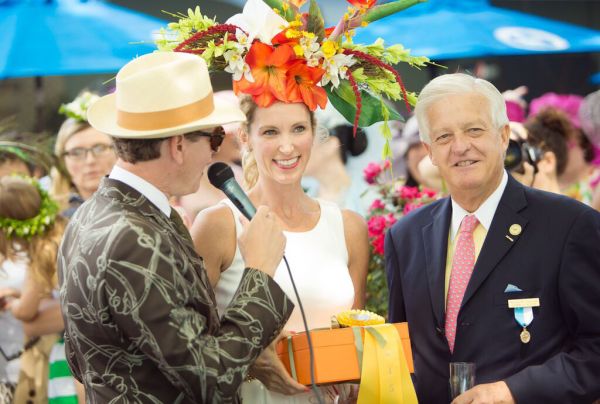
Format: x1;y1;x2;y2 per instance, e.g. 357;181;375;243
493;290;542;307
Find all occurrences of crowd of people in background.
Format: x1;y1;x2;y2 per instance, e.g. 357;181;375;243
1;73;600;403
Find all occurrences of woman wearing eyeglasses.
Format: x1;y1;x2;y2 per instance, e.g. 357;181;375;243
50;92;117;218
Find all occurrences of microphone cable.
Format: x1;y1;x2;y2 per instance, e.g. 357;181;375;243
282;255;324;404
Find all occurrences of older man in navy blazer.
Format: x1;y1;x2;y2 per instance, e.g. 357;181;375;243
385;73;600;403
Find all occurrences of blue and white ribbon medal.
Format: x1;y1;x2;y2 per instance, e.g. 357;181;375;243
514;307;533;344
508;297;539;344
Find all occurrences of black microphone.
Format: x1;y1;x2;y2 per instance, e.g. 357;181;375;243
207;162;256;220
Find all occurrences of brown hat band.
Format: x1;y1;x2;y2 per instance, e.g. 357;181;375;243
117;93;215;131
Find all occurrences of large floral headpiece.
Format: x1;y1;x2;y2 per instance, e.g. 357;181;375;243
157;0;431;156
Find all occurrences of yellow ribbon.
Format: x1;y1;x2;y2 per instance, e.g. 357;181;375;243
287;336;298;381
357;324;418;404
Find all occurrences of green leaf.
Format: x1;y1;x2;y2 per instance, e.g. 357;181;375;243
262;0;296;21
363;0;425;23
307;0;326;42
326;81;403;127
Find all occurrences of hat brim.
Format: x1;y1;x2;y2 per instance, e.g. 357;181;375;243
87;93;246;139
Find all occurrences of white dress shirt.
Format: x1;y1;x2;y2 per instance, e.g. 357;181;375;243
109;165;171;217
450;170;508;242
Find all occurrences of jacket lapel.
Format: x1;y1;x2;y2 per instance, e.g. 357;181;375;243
461;176;528;308
422;198;452;329
101;178;213;295
103;178;191;248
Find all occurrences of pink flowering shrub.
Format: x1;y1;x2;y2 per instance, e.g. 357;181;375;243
363;162;382;184
363;161;438;315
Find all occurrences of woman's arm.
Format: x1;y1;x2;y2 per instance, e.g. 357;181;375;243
190;204;238;288
22;298;64;337
9;268;47;321
342;209;369;309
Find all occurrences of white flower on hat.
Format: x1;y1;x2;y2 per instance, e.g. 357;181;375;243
226;0;288;45
300;35;321;59
321;53;356;88
235;28;251;50
224;49;254;82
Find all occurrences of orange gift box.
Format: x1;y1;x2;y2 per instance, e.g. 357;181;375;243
276;322;413;386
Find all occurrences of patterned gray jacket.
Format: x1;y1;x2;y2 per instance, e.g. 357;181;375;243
58;178;293;403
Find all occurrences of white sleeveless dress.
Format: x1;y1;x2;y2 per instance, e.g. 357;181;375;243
215;199;355;403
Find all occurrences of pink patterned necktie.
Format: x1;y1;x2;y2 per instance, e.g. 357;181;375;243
445;214;479;353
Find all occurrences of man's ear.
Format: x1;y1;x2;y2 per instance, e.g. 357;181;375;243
423;141;437;166
169;135;185;164
500;124;510;151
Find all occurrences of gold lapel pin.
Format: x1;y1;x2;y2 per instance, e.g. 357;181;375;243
509;224;522;236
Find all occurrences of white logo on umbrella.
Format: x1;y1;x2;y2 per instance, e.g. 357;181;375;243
494;27;569;51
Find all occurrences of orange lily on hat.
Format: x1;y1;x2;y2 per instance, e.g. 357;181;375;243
234;42;296;107
285;60;327;111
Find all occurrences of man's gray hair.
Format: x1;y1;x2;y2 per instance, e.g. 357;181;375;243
415;73;509;144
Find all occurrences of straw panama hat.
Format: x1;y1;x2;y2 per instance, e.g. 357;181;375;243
87;52;246;139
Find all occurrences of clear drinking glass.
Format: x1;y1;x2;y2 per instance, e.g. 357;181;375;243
449;362;476;400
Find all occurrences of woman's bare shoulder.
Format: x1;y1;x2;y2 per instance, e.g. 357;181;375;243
190;203;237;243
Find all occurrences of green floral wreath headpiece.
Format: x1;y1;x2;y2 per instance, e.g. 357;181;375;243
58;91;100;123
0;177;59;240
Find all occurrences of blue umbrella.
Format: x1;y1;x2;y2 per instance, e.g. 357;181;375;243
0;0;167;78
354;0;600;60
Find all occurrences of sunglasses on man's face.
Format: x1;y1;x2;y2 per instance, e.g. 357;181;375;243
193;126;225;152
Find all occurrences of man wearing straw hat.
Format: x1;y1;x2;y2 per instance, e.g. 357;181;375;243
57;52;294;403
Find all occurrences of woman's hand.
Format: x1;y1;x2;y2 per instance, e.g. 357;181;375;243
249;331;308;395
0;288;20;310
239;206;286;277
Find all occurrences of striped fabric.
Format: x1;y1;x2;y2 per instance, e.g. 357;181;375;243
47;339;78;404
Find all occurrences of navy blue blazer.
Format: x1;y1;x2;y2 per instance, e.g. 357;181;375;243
385;175;600;403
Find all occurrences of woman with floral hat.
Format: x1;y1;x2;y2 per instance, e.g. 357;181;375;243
162;0;429;401
193;94;369;402
50;91;116;217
